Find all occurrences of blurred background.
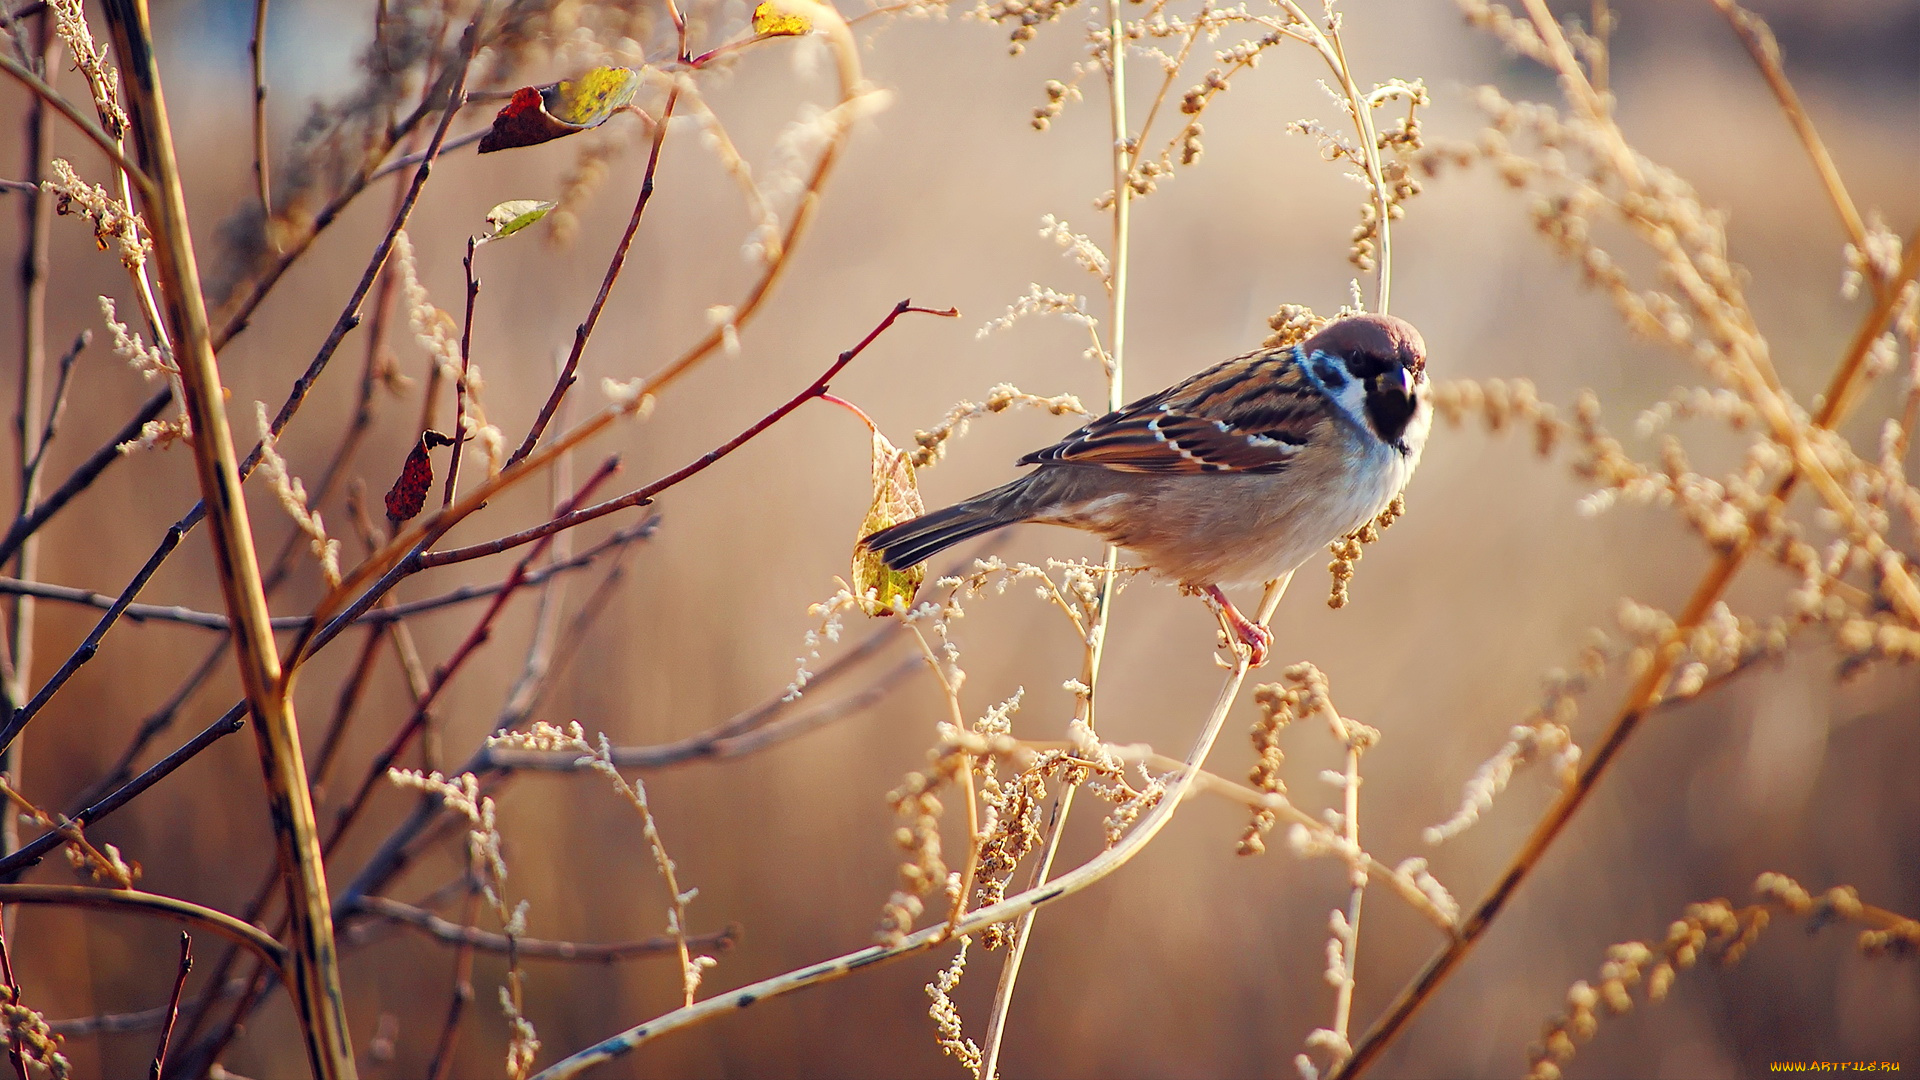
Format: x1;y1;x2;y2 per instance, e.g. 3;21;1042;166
3;0;1916;1075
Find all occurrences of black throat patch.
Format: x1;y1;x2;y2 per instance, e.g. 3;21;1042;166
1363;373;1417;449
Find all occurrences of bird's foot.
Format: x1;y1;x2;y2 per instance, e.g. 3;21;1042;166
1203;585;1271;667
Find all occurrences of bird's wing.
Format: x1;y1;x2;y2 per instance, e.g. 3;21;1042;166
1019;348;1327;474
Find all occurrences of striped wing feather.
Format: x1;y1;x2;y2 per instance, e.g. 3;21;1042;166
1019;348;1323;474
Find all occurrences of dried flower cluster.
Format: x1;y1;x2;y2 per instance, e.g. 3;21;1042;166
0;778;136;889
98;295;190;453
926;938;983;1075
1325;493;1403;609
907;384;1089;468
488;721;714;1003
254;402;342;587
387;768;538;1079
0;983;71;1080
1528;873;1920;1080
45;159;145;269
878;755;957;945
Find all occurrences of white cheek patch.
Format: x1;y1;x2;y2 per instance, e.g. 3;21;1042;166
1327;369;1373;433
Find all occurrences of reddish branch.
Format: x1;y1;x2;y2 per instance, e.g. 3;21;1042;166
148;932;191;1080
177;460;627;1061
323;455;623;861
507;85;681;468
169;297;952;1069
425;884;484;1080
0;19;481;768
426;299;960;571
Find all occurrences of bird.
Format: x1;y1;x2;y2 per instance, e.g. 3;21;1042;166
860;313;1431;666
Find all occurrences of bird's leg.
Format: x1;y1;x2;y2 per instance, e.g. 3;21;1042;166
1202;584;1270;667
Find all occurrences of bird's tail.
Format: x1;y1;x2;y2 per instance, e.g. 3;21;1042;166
861;477;1031;570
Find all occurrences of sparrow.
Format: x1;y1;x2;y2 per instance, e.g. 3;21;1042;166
862;313;1431;665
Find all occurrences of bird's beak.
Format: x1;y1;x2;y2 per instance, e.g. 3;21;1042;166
1397;366;1414;397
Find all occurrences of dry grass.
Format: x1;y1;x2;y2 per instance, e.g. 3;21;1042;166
0;0;1914;1077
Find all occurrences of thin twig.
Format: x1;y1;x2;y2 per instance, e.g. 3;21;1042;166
1268;3;1394;313
310;492;431;795
490;394;580;737
20;330;86;495
367;126;486;181
0;703;245;878
0;386;170;569
424;882;481;1080
249;0;270;222
353;896;737;963
1326;724;1366;1073
442;234;479;506
2;6;56;880
492;655;920;772
980;11;1133;1069
507;84;679;468
148;932;192;1080
1709;0;1868;260
308;624;392;803
49;978;250;1038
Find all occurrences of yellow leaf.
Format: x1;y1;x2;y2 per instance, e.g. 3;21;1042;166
853;430;924;616
552;66;643;127
753;0;813;37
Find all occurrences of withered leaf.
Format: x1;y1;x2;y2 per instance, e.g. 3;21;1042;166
852;430;925;616
384;430;456;522
476;67;643;153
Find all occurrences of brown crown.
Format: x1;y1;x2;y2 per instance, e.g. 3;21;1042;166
1300;313;1427;376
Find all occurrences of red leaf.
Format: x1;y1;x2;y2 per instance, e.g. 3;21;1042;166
384;431;454;522
476;68;642;153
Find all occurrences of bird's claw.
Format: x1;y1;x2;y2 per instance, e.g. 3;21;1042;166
1204;585;1271;667
1235;620;1271;667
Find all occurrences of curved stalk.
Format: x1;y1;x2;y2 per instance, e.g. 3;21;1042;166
532;648;1259;1080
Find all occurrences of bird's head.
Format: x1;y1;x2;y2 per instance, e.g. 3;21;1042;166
1299;313;1430;453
